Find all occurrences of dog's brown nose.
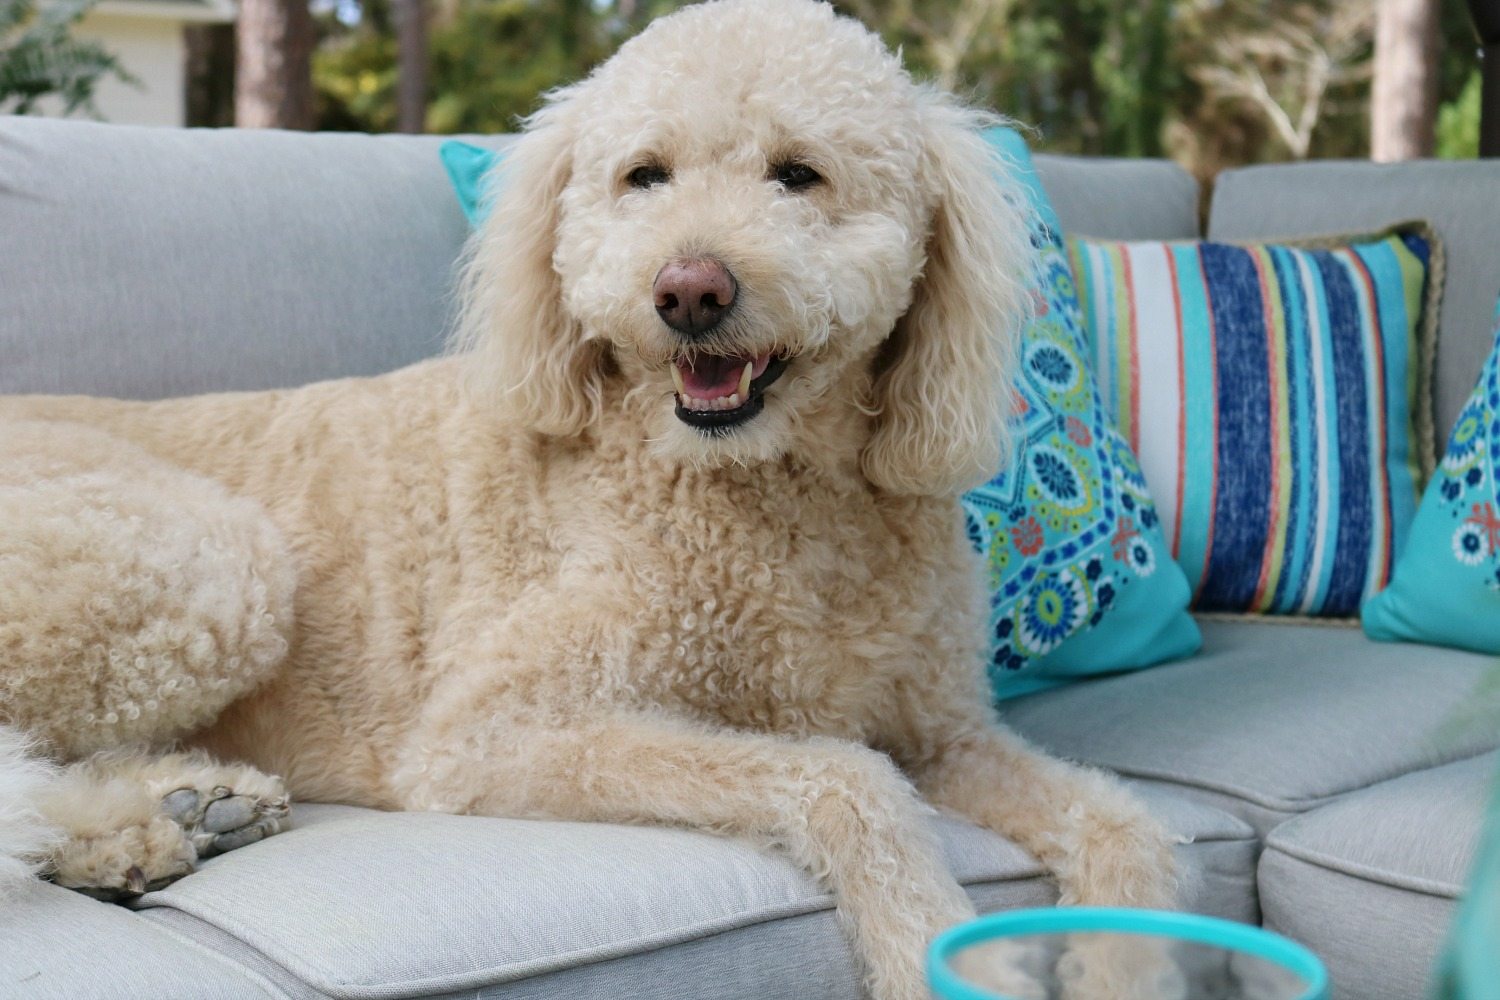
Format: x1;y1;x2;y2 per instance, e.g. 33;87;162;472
653;258;737;337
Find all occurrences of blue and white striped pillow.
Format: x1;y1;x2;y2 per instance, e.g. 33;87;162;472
1068;230;1440;616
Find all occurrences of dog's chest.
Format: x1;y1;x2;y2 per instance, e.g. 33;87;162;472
577;468;952;736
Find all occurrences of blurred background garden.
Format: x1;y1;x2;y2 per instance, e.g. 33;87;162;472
1;0;1490;184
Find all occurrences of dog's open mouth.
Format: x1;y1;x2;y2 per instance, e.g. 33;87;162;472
670;352;788;433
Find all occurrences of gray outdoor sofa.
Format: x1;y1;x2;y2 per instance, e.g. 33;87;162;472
1;114;1498;999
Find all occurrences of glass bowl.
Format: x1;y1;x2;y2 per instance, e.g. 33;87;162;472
928;907;1329;1000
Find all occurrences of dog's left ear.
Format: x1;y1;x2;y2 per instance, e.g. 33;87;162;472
862;102;1030;497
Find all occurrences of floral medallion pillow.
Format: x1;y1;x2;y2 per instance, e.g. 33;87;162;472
962;130;1199;699
1363;297;1500;652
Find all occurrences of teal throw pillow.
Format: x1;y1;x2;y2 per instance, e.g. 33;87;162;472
1363;297;1500;652
439;140;502;226
962;130;1199;698
438;131;1202;699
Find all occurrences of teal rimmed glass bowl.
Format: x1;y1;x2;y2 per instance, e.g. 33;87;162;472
929;908;1329;1000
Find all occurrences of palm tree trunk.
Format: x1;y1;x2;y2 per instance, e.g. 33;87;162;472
1371;0;1441;161
394;0;427;133
235;0;314;129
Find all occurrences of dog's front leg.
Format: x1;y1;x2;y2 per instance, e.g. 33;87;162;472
910;724;1177;911
907;723;1181;999
396;705;972;1000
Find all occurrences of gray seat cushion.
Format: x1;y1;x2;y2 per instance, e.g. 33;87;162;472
1258;752;1495;1000
1001;620;1500;836
1208;159;1500;439
110;793;1252;1000
0;877;285;999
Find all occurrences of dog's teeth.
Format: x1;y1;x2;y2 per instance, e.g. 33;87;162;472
726;393;740;408
738;363;753;398
671;365;686;395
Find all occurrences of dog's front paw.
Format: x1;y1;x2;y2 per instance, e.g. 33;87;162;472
161;778;291;857
948;939;1049;1000
1057;932;1186;1000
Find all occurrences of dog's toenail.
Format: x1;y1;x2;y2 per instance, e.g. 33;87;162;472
124;866;147;895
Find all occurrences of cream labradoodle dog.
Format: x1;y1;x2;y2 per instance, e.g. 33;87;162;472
0;1;1177;995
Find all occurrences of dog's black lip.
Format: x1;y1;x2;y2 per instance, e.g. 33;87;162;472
673;356;789;434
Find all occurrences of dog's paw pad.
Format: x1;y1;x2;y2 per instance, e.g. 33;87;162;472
161;787;200;823
202;794;260;833
209;815;282;853
159;779;291;858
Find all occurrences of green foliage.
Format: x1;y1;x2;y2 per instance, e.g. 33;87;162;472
0;0;133;116
310;0;1490;176
1437;69;1481;159
315;0;627;133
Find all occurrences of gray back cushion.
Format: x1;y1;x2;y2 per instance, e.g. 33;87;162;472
0;119;1192;401
1034;154;1200;240
1210;160;1500;440
0;117;480;399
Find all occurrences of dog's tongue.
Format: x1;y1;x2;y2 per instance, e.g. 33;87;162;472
675;352;772;400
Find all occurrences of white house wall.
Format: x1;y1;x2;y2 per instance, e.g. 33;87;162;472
67;12;187;126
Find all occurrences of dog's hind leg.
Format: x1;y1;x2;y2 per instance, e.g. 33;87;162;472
33;748;290;901
0;420;296;759
0;420;297;899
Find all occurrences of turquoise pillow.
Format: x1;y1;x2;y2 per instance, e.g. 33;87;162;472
1363;298;1500;652
439;140;502;225
963;130;1199;697
437;131;1201;698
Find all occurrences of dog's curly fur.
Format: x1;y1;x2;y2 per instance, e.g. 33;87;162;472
0;2;1176;995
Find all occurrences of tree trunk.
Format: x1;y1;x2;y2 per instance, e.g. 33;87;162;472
1472;0;1500;156
394;0;427;133
1371;0;1441;161
235;0;315;129
184;23;236;127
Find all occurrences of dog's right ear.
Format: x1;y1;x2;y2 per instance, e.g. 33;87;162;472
453;88;608;436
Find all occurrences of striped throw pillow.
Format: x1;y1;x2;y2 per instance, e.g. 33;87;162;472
1068;230;1440;616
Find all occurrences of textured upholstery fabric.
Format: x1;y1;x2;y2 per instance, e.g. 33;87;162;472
1208;159;1500;442
1031;154;1200;241
0;118;483;400
1258;753;1496;1000
1001;619;1500;836
127;795;1252;999
1068;230;1436;617
0;877;286;999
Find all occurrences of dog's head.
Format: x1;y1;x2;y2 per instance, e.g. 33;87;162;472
456;0;1030;496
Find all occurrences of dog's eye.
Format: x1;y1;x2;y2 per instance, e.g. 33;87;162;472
627;165;671;189
772;161;822;191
